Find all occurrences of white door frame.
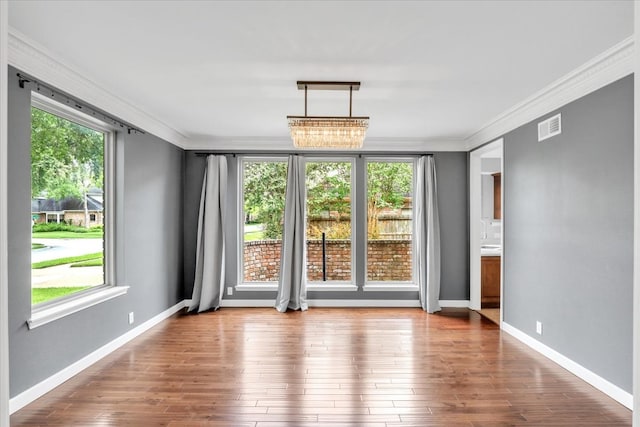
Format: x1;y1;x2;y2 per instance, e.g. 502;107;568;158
633;2;639;425
0;1;11;424
469;138;503;318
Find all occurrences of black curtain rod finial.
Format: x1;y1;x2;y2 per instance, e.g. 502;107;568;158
17;74;30;89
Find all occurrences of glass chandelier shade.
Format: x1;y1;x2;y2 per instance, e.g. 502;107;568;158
287;81;369;149
287;116;369;149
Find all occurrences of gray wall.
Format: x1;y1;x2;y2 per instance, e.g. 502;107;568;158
7;67;184;396
183;151;469;301
503;75;633;392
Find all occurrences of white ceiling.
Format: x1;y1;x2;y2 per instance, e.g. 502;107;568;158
7;0;634;149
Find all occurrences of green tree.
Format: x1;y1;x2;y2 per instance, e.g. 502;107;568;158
305;161;351;220
242;160;413;240
31;107;104;199
366;162;412;239
243;161;287;239
31;107;104;227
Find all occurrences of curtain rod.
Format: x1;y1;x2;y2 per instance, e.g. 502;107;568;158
193;151;434;157
17;72;145;135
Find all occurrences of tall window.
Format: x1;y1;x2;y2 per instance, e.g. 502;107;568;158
31;101;108;306
366;160;414;283
305;160;353;283
241;159;287;283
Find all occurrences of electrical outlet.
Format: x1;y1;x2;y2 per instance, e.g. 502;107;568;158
128;312;134;325
227;287;233;296
536;321;543;335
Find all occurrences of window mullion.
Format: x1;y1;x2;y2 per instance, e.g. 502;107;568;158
354;156;366;289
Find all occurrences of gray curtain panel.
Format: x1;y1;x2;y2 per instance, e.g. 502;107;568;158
275;155;308;312
189;155;227;313
416;155;441;313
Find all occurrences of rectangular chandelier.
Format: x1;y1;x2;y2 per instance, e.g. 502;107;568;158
287;81;369;149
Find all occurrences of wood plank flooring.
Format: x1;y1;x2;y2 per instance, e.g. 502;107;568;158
11;308;632;426
476;308;500;325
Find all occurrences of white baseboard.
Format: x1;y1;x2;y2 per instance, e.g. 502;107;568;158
9;300;188;414
501;322;633;410
439;300;470;308
220;298;470;308
221;299;274;308
308;299;421;307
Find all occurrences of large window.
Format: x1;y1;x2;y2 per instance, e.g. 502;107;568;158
305;160;353;283
234;156;416;291
241;158;287;283
366;160;415;283
30;97;111;306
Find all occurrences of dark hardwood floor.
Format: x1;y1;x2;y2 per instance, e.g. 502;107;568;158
11;308;631;426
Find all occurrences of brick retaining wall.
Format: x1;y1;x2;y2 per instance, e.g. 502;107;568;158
243;239;412;282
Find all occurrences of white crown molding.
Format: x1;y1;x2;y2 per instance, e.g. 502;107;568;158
466;36;635;150
7;28;189;148
183;136;467;152
6;27;633;154
502;322;632;410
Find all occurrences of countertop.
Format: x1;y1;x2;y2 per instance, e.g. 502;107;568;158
481;245;501;256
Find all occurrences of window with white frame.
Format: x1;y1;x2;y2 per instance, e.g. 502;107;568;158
30;95;113;307
240;158;287;283
305;159;354;283
366;159;415;284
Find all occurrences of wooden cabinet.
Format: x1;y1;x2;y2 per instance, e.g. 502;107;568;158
481;256;500;308
492;172;501;220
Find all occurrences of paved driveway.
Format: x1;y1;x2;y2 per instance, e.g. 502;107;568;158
31;238;103;263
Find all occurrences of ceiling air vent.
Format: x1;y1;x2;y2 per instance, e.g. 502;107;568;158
538;113;561;142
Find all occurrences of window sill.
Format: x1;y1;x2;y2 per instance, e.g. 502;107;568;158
306;283;358;292
236;283;278;292
28;286;129;330
364;283;418;292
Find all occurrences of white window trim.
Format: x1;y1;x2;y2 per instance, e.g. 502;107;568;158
363;157;418;288
238;156;287;286
306;283;358;292
28;285;129;329
363;283;419;292
29;92;124;326
236;283;278;292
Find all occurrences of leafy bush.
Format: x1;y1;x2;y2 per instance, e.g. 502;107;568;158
32;223;99;233
307;222;352;240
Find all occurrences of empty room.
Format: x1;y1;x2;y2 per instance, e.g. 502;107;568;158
0;1;638;426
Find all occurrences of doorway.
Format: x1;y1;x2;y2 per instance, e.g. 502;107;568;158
469;138;503;325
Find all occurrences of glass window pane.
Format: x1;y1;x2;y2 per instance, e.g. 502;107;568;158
31;107;105;305
242;160;287;282
367;161;413;282
306;161;353;282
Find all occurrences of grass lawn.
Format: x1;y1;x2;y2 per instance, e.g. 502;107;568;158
32;286;90;305
32;252;103;269
70;258;103;268
244;230;264;241
32;231;103;239
31;243;46;250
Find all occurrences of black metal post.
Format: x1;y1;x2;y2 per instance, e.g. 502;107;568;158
322;232;327;281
